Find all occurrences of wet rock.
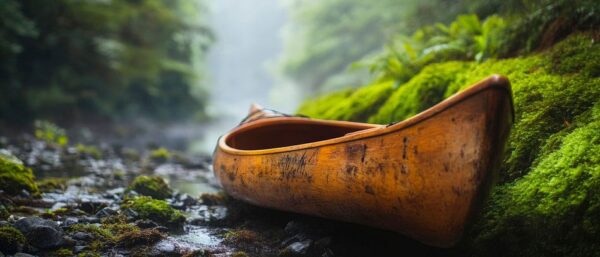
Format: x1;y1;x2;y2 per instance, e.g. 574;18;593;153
63;217;79;227
95;207;118;218
81;216;100;224
135;219;159;229
79;200;108;214
149;240;180;257
14;217;65;249
284;221;304;235
191;206;228;225
314;237;332;249
72;232;94;241
122;208;139;220
281;239;312;256
73;245;87;253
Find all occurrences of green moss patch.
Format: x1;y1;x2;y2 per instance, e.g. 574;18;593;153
128;175;173;200
0;226;26;254
0;155;40;196
121;196;185;229
369;61;472;124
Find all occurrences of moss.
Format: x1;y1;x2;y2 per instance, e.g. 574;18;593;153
68;224;114;241
368;61;472;124
128;175;173;200
76;144;102;159
547;32;600;77
51;248;75;257
296;89;354;118
36;177;68;192
122;196;185;229
468;103;600;256
232;251;249;257
223;229;260;244
0;226;26;254
116;228;165;248
78;251;101;257
0;155;40;196
102;222;140;236
301;81;396;122
150;147;171;163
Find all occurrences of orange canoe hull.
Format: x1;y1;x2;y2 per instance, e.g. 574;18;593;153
213;75;513;247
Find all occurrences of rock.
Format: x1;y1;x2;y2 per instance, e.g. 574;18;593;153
282;239;312;256
284;221;303;235
63;217;79;227
81;216;100;224
14;217;65;249
149;240;180;257
134;219;159;229
95;207;118;218
122;208;139;220
79;200;108;214
73;245;87;253
73;232;94;241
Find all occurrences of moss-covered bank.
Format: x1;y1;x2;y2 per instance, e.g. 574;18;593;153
297;32;600;256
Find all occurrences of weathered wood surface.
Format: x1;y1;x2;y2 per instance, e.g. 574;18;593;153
213;75;514;247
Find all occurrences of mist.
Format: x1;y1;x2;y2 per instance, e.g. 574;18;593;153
191;0;299;153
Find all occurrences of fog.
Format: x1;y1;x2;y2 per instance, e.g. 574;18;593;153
191;0;298;153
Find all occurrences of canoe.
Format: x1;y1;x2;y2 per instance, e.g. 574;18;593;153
212;75;514;247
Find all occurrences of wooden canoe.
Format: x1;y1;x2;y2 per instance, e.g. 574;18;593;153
212;75;513;247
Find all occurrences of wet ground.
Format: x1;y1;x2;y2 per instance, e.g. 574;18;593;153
0;134;455;257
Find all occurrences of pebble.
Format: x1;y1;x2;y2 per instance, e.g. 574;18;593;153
95;207;118;218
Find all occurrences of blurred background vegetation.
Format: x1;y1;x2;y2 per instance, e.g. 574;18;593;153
0;0;213;126
278;0;598;94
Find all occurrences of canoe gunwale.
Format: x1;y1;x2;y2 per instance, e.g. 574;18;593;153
219;75;513;156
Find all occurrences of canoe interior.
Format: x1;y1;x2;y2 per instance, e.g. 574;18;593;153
226;122;371;150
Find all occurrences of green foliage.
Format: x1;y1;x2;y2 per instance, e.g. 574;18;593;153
279;0;476;91
34;120;68;146
0;0;213;124
121;196;185;229
364;15;507;84
368;61;472;124
0;226;26;254
128;175;173;200
0;154;39;196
